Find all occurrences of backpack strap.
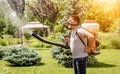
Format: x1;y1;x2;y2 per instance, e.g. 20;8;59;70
76;31;86;47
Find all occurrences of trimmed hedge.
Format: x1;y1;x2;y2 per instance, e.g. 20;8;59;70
0;45;41;66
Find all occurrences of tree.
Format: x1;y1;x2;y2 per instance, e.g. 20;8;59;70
7;0;25;18
113;0;120;33
56;0;87;33
86;0;115;32
0;0;19;38
0;0;8;38
6;23;18;38
27;0;59;33
0;18;6;38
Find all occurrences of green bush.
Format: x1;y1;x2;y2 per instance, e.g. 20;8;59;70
29;35;60;48
51;46;62;59
0;47;4;59
24;32;32;40
43;43;52;48
51;46;72;67
28;38;44;48
0;38;20;46
0;39;8;46
2;45;41;66
99;33;120;49
51;46;100;67
8;38;21;45
32;41;44;48
110;36;120;49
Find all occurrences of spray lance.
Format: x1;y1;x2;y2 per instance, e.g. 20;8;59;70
32;32;70;49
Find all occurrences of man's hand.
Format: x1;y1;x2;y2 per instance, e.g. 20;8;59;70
84;46;93;53
63;36;70;43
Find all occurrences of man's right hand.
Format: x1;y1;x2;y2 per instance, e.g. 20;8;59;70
63;37;70;43
84;46;92;53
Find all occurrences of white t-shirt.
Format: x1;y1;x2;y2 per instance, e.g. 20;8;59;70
70;26;88;58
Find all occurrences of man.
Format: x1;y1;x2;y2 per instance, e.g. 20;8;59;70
64;15;95;74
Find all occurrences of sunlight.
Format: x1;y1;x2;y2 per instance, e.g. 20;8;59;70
99;0;116;5
99;0;116;3
97;0;116;10
98;0;116;5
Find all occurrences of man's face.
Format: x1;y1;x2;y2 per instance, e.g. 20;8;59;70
67;17;78;29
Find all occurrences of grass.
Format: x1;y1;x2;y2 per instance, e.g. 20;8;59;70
0;48;120;74
87;49;120;74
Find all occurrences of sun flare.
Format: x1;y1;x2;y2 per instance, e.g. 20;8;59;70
97;0;116;10
99;0;116;2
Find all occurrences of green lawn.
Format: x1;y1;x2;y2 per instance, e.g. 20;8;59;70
0;48;120;74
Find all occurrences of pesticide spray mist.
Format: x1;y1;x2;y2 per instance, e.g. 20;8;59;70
0;0;32;35
0;0;32;45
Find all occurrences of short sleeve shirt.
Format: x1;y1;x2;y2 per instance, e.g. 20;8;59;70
70;26;88;58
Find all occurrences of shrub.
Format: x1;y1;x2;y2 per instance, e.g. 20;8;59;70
43;43;52;48
51;46;100;67
29;35;60;48
2;45;41;66
0;46;14;60
98;33;120;49
24;32;32;40
28;38;44;48
0;47;4;59
51;46;72;67
0;38;20;46
51;46;62;59
0;39;8;46
8;38;21;45
32;41;44;48
110;36;120;49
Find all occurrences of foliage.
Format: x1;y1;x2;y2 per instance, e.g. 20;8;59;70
56;0;88;33
0;47;5;59
0;18;6;38
24;32;32;40
0;39;8;46
28;34;62;48
51;46;72;67
6;23;18;38
0;0;19;38
31;39;44;48
109;19;119;32
113;0;120;18
0;37;20;46
0;1;7;38
0;17;18;38
27;0;59;27
54;24;63;33
51;45;100;67
24;5;38;22
7;0;25;18
2;45;41;66
86;1;116;32
0;49;120;74
98;33;120;49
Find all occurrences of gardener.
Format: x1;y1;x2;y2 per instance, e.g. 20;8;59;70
64;15;95;74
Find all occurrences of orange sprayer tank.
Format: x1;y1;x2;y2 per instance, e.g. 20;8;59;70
81;20;100;54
